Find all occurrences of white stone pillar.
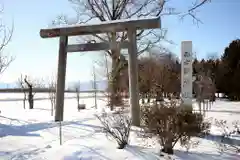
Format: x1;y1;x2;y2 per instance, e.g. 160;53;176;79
181;41;193;106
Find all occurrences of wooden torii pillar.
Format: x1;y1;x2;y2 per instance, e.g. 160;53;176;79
40;17;161;126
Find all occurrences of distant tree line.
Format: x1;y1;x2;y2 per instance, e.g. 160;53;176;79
112;39;240;102
112;51;182;103
192;39;240;101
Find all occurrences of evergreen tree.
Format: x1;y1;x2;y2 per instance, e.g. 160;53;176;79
221;39;240;100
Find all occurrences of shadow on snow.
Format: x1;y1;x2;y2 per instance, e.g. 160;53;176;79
64;146;112;160
0;145;52;160
0;115;101;138
125;145;160;160
202;134;240;146
64;145;160;160
175;150;239;160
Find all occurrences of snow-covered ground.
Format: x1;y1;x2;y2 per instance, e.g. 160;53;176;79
0;93;239;160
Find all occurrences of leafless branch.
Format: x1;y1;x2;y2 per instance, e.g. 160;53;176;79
17;74;27;109
180;0;210;25
47;75;57;116
0;3;14;75
96;111;131;149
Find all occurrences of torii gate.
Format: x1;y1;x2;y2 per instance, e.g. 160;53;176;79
39;17;161;126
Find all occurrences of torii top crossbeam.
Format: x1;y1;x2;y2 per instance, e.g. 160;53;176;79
40;17;161;38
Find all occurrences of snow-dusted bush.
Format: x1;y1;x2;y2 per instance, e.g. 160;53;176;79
181;139;200;153
214;119;240;153
96;111;131;149
141;101;210;154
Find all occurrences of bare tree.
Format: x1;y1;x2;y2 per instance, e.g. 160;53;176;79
53;0;210;109
0;3;13;113
24;76;34;109
94;52;112;108
138;56;158;103
193;72;216;114
73;81;81;111
17;74;27;109
103;52;111;105
154;52;181;99
95;52;129;109
24;76;45;109
48;76;56;116
0;4;14;76
137;51;181;104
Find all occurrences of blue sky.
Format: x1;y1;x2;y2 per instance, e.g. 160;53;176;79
0;0;239;84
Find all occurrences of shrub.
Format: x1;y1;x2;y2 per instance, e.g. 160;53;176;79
214;119;240;153
141;101;210;154
96;111;131;149
233;120;240;134
181;139;200;153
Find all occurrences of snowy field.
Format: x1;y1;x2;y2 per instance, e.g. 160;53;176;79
0;93;239;160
